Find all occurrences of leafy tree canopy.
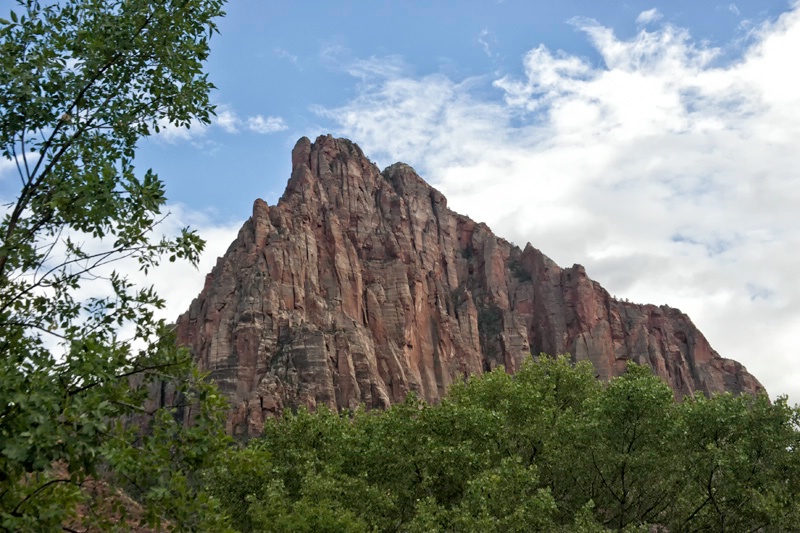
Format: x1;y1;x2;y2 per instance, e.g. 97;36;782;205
0;0;232;530
206;356;800;532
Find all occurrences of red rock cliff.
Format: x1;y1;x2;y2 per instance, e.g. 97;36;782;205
176;135;763;435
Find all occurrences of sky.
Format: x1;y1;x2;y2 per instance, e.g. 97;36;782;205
3;0;799;404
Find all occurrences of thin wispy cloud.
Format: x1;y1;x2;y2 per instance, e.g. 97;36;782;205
346;55;407;81
729;3;741;16
319;6;800;403
246;115;288;134
320;42;350;66
319;42;407;83
274;47;300;68
478;28;496;58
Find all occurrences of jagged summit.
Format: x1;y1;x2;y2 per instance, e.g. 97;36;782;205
176;135;763;436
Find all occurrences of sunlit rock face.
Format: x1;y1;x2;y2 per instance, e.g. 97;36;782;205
176;135;763;436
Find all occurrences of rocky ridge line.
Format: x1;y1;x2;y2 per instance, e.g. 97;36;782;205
176;135;763;436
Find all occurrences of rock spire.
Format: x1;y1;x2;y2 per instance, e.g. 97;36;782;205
176;135;763;435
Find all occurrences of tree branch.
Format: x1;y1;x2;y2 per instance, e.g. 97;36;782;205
12;477;78;515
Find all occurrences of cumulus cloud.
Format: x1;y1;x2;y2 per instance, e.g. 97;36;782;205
153;106;287;141
320;7;800;403
636;8;663;25
0;154;28;181
216;107;241;133
0;157;14;177
154;118;209;144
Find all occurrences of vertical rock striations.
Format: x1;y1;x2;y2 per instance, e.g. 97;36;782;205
176;135;763;435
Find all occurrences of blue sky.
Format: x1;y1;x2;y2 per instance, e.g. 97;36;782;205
3;0;799;403
138;0;791;219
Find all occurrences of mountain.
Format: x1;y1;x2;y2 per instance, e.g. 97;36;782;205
175;135;763;436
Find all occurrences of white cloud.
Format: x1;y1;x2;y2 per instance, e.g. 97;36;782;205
346;55;407;81
154;107;287;141
274;47;300;68
636;8;663;25
216;107;241;133
155;118;209;144
478;28;495;57
320;42;350;65
246;115;288;134
319;41;408;83
0;156;19;180
729;3;741;16
114;212;239;327
63;204;241;324
0;152;43;183
4;199;242;357
135;206;242;324
320;6;800;404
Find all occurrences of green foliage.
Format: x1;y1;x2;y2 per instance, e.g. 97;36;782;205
204;447;276;532
104;357;232;531
0;0;230;530
205;357;800;532
669;392;800;531
570;364;681;528
508;256;532;282
476;304;503;359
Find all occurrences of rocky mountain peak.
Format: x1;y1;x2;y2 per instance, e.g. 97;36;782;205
176;135;763;436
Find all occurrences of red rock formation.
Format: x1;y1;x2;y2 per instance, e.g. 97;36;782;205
176;135;763;436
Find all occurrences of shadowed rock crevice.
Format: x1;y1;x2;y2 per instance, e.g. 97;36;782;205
176;135;763;436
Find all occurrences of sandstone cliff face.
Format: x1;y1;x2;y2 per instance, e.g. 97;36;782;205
176;135;763;436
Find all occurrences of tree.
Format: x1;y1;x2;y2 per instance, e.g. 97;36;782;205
206;357;800;532
671;392;800;531
0;0;230;530
571;364;682;529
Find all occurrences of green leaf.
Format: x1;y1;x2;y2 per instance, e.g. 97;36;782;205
0;0;229;528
